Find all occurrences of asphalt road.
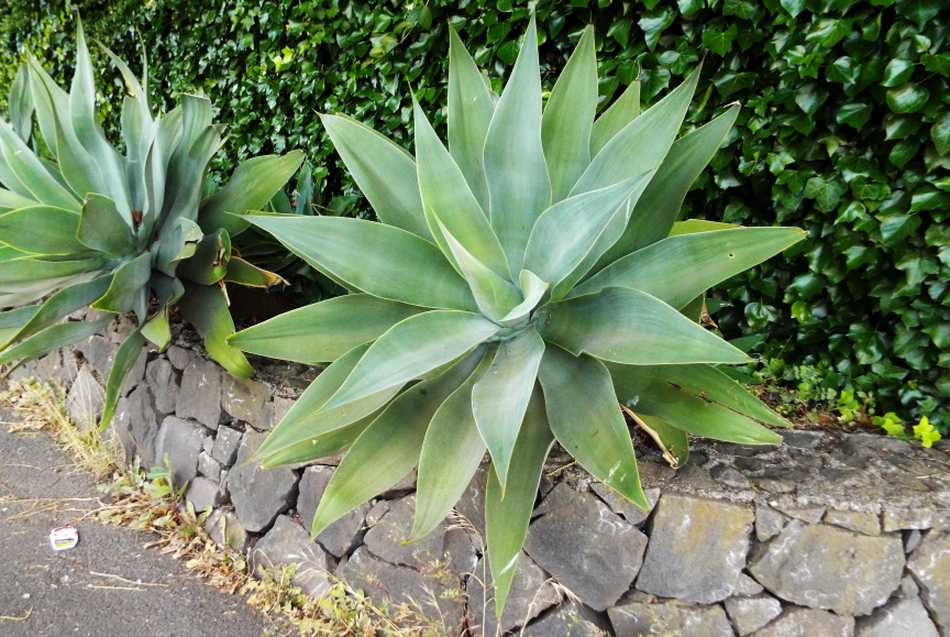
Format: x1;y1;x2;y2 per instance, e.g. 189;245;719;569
0;409;276;637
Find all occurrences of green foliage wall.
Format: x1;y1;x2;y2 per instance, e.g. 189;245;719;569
2;0;947;428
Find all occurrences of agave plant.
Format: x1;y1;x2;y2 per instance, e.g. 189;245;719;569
229;19;804;615
0;20;303;426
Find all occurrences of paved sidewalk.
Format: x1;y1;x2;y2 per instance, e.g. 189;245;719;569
0;410;276;637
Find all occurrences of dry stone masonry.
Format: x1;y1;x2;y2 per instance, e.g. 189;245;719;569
10;321;950;637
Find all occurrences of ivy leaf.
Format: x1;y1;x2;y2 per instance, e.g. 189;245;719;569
886;84;930;114
897;0;942;29
780;0;806;17
702;23;739;56
638;8;675;50
836;102;871;130
882;59;915;88
931;112;950;156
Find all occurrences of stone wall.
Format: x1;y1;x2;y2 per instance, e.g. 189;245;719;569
10;321;950;637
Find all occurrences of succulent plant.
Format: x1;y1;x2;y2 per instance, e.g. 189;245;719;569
229;18;804;615
0;19;302;427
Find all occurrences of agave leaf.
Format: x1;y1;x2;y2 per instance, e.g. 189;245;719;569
576;227;807;309
0;120;80;211
91;252;151;320
483;15;551;272
573;65;701;194
638;413;690;467
154;217;204;273
256;345;403;467
78;193;136;256
25;55;103;205
499;269;549;326
434;219;522;321
540;287;750;365
681;294;705;322
523;175;648;291
590;81;640;157
178;229;231;286
605;106;741;261
0;187;37;211
541;25;597;201
69;19;131;218
0;316;110;365
447;26;495;209
0;305;37;344
261;419;373;469
229;294;423;364
178;283;253;379
412;354;491;539
0;205;85;255
0;256;102;289
472;328;545;488
0;275;110;350
9;63;34;142
413;97;510;277
632;364;788;428
223;256;286;288
310;350;483;536
199;151;305;236
319;113;430;238
244;214;478;311
669;219;738;235
325;310;498;410
484;386;553;618
538;346;648;509
609;362;782;444
98;328;146;431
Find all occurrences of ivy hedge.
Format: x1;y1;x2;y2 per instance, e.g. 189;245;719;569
1;0;947;430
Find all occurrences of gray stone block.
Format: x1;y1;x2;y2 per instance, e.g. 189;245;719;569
338;547;465;635
749;520;904;616
855;596;939;637
591;482;659;525
197;451;221;482
752;607;854;637
823;509;880;536
166;345;191;370
227;431;297;533
252;515;331;598
185;476;225;512
154;416;209;487
907;531;950;632
526;484;647;611
114;384;159;466
145;358;178;414
756;502;787;541
175;357;222;430
65;364;104;431
76;335;114;380
725;595;783;635
297;465;367;558
204;509;248;552
636;494;754;604
211;426;242;466
465;554;560;636
608;599;734;637
221;375;271;429
521;601;608;637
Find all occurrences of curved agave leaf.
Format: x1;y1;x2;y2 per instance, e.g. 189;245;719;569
541;25;597;201
0;275;110;350
78;194;136;256
590;81;640;157
412;354;491;539
0;205;85;255
99;328;146;431
243;214;478;311
229;294;423;364
319;113;430;238
447;26;495;209
538;346;648;509
483;15;551;272
576;227;807;308
310;350;484;536
325;310;498;410
485;387;553;617
540;287;750;365
8;63;34;142
177;283;253;379
472;329;545;488
0;316;110;365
